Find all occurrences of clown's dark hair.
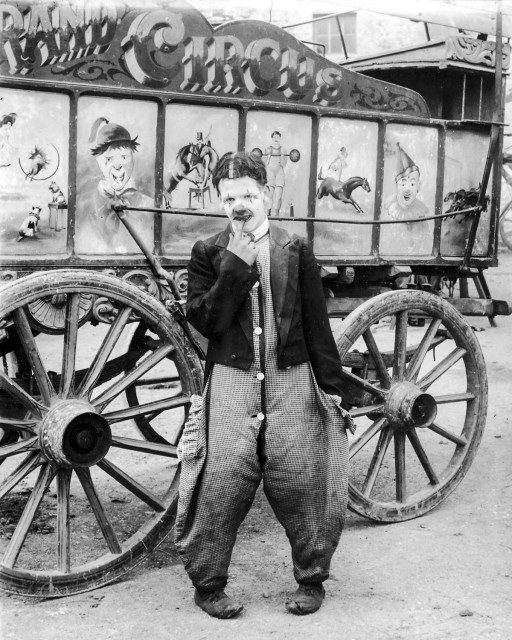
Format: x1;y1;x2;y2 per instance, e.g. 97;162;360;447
91;138;139;157
212;151;267;193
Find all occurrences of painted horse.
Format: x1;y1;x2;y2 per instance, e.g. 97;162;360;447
316;171;371;213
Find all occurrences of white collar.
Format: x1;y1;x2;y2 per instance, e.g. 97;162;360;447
232;217;269;241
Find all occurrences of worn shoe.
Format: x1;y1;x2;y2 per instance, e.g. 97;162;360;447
194;589;244;619
285;583;325;615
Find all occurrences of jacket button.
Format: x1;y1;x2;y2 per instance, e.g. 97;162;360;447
230;354;237;360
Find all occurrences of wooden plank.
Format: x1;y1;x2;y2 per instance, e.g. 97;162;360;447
327;297;512;318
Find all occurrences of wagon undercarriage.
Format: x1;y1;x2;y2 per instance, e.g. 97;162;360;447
0;268;490;596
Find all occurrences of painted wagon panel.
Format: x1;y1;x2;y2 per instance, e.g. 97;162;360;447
1;0;497;272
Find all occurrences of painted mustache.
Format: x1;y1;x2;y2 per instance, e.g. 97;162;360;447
232;207;252;222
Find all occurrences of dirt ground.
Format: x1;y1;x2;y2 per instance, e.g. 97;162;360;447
1;251;512;640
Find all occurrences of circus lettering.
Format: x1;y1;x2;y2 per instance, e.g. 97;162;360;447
204;35;245;94
0;4;424;115
0;3;117;74
279;49;315;100
122;9;185;87
313;68;344;107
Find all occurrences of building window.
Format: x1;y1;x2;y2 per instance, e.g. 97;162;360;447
312;12;357;57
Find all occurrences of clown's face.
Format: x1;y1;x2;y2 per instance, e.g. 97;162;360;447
396;170;420;208
218;176;269;234
96;145;134;192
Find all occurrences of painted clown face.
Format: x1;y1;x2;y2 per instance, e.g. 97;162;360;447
396;169;420;208
96;145;135;192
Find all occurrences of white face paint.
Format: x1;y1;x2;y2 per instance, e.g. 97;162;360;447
96;145;135;192
217;176;269;234
396;170;420;208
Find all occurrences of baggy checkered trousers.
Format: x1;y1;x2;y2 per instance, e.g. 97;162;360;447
175;236;349;592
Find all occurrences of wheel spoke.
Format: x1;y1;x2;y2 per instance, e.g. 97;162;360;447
0;418;36;435
60;294;81;398
394;431;406;502
434;392;475;404
0;452;42;501
393;310;408;380
407;429;439;485
104;395;190;424
0;436;38;462
427;422;467;447
0;369;46;418
75;467;122;555
111;436;178;458
406;317;443;381
349;403;385;418
417;347;466;390
76;306;133;398
56;468;72;572
362;427;393;497
362;329;392;388
132;375;180;387
349;417;387;459
3;463;54;569
97;459;166;512
13;307;55;405
93;344;175;411
340;368;387;401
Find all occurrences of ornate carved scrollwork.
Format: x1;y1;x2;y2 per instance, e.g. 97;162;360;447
349;84;425;116
0;271;17;284
91;297;119;324
173;269;189;299
27;293;93;334
11;268;186;331
446;36;511;70
122;270;160;297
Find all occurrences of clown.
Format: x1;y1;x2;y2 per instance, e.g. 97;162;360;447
383;143;430;252
77;117;153;252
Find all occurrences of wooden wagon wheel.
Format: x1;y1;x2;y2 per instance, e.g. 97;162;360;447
123;322;185;445
0;270;202;597
336;289;487;522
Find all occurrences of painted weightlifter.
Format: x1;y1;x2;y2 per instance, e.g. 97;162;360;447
175;151;353;619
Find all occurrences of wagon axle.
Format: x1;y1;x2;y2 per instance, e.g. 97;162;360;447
40;399;112;468
384;382;437;430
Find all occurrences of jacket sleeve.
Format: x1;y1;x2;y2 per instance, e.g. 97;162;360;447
186;240;259;340
299;240;349;403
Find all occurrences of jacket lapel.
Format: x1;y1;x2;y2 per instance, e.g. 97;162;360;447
213;223;299;351
270;225;298;350
214;223;254;347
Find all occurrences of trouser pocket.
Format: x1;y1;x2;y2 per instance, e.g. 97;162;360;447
177;393;203;460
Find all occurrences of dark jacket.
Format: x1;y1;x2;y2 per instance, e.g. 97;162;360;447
186;223;346;398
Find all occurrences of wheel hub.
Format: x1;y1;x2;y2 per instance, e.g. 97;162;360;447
39;399;111;467
385;382;437;429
